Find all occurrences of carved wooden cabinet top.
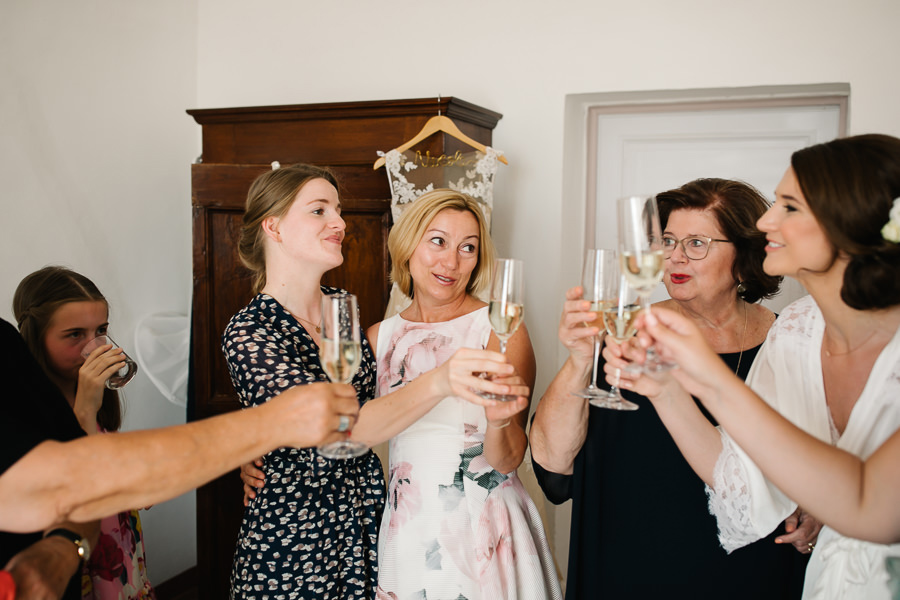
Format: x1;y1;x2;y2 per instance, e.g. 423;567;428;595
187;96;503;166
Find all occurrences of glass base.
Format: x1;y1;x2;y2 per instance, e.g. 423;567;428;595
572;385;608;399
475;371;520;402
589;395;640;410
588;386;639;410
493;393;520;402
318;440;369;460
476;390;520;402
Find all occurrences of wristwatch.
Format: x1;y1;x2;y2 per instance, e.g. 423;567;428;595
44;528;91;563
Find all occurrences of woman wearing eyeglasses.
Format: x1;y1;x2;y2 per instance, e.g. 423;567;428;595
531;178;811;599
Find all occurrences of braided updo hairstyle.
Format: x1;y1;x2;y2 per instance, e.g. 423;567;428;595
238;163;341;294
791;134;900;310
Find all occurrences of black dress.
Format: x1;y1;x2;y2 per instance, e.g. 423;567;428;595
0;318;86;600
532;345;809;599
222;290;386;600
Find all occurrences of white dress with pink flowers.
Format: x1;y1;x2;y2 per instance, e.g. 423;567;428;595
374;307;561;600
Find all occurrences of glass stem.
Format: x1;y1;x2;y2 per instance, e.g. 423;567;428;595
589;335;600;389
641;294;660;364
499;339;508;355
607;367;622;399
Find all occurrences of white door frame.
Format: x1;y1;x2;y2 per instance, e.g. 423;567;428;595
560;83;848;318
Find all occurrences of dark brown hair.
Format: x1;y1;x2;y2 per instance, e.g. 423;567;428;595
13;266;122;432
656;178;782;304
791;134;900;310
239;163;341;293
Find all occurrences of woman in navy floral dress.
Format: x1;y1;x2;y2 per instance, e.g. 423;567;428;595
226;164;523;599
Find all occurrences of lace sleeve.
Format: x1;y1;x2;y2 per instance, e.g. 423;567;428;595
705;429;763;553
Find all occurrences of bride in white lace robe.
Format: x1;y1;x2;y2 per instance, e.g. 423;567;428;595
711;294;900;599
604;134;900;600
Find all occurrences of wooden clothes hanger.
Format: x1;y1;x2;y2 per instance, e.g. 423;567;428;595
373;114;508;170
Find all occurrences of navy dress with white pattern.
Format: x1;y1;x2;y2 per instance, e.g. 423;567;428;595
222;289;386;600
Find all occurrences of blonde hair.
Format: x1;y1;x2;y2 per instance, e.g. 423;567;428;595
388;189;495;298
239;164;340;293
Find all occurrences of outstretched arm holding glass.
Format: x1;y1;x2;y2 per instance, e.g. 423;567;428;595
640;306;900;545
0;380;359;534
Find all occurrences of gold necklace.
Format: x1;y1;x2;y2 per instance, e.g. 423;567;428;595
286;310;321;334
823;328;876;358
734;301;748;375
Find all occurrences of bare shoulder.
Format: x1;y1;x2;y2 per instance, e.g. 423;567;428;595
749;302;777;345
366;322;382;354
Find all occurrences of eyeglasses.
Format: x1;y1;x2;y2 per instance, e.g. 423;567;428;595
661;235;732;260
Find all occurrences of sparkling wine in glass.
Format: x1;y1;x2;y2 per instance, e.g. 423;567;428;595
595;275;640;410
485;258;524;401
617;194;672;372
572;249;618;400
317;293;369;460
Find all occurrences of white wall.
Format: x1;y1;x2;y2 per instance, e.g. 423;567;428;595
195;0;900;580
1;0;198;584
3;0;899;585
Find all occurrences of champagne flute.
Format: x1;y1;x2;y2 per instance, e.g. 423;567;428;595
595;275;640;410
617;195;672;372
572;249;618;400
485;258;524;401
317;293;369;460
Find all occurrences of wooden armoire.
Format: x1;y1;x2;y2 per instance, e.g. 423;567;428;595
187;97;502;598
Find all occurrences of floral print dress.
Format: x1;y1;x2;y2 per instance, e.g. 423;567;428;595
223;291;386;600
82;509;155;599
374;307;561;600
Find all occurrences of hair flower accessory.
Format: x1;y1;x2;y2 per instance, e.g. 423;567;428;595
271;161;281;170
882;197;900;243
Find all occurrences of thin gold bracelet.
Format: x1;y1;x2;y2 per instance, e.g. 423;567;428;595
488;419;511;429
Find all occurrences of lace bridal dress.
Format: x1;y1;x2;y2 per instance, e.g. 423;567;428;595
708;295;900;600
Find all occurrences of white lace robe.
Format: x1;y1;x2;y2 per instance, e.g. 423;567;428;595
708;295;900;599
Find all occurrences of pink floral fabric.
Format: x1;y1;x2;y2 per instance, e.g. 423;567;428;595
81;510;155;599
374;308;560;599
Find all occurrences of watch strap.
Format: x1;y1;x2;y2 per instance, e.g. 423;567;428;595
44;528;90;563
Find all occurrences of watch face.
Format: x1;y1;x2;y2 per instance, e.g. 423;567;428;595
78;538;91;561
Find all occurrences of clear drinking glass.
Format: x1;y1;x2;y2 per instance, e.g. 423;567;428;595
317;293;369;460
485;258;525;401
594;274;640;410
617;195;672;373
571;249;619;400
80;335;138;389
